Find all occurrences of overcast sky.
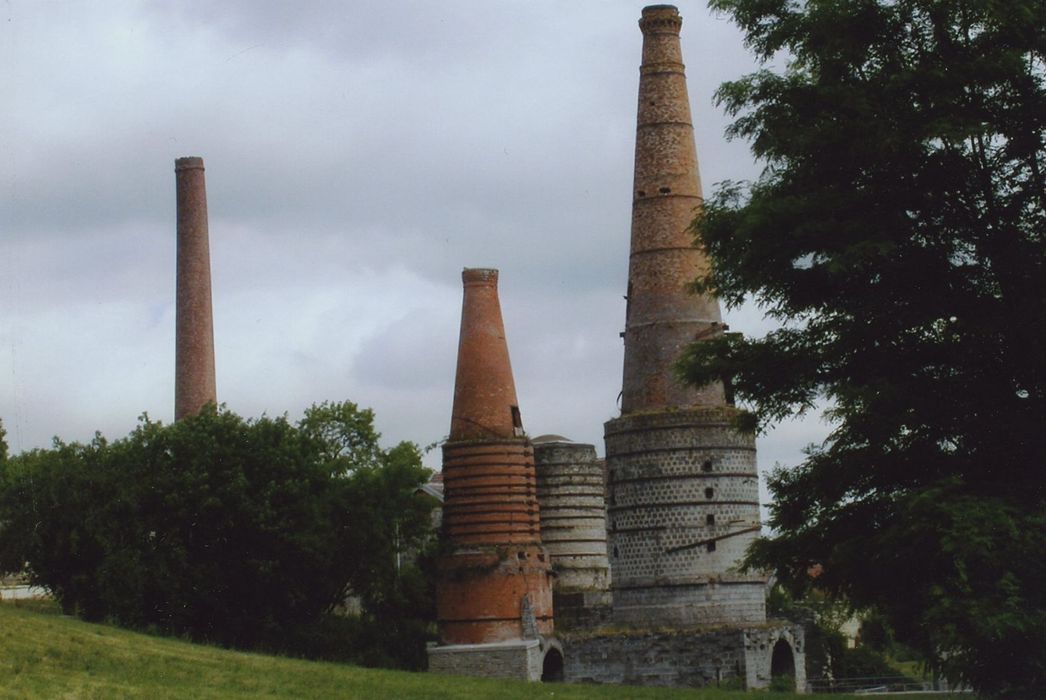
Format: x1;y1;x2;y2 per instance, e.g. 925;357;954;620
1;1;827;482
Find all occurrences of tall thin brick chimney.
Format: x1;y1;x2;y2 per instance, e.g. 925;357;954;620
621;4;726;413
429;269;554;678
604;6;766;629
174;156;216;420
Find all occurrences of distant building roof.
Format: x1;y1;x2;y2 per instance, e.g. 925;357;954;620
417;472;444;502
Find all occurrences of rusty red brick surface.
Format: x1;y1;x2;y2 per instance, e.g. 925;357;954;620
449;268;522;441
620;6;726;413
436;268;553;645
174;156;217;420
436;544;554;644
441;441;541;546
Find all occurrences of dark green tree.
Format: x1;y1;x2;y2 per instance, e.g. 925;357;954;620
0;402;434;666
680;1;1046;696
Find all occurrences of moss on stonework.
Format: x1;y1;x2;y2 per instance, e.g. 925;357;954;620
558;620;785;641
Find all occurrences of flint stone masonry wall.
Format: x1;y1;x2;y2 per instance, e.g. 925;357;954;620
744;625;807;691
612;579;767;629
553;590;613;631
605;408;765;627
427;639;547;681
562;622;805;691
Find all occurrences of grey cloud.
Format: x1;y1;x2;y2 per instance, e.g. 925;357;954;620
2;1;828;479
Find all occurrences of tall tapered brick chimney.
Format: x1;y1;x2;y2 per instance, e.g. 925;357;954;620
174;156;216;420
604;6;766;629
429;269;555;681
621;4;725;412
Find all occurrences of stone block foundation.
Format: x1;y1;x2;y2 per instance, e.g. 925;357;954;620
427;637;562;682
560;622;805;692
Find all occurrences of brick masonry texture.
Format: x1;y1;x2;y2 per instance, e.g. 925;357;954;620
449;269;523;441
174;156;216;420
605;5;767;632
431;6;796;686
433;268;554;661
620;4;725;413
442;440;542;547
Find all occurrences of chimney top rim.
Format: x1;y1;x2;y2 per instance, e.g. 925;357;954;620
175;156;205;171
639;4;682;31
461;268;499;284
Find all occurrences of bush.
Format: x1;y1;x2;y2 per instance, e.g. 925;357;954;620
0;403;435;666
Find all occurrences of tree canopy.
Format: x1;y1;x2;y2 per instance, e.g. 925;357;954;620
681;0;1046;695
0;403;435;666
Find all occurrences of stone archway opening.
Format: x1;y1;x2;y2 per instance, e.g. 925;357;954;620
541;647;564;682
770;638;796;690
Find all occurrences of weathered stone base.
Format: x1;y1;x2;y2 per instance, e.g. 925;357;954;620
427;638;557;682
553;589;613;632
560;621;805;692
613;579;767;628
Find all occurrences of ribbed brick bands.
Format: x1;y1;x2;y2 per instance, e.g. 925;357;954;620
435;268;554;648
174;156;217;420
534;438;611;593
442;440;541;546
621;5;724;413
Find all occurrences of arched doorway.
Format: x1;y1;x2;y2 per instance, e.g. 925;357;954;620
770;638;795;689
541;647;564;682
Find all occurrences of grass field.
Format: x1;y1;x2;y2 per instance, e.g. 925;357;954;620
0;601;962;699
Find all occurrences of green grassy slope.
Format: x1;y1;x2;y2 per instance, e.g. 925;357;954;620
0;601;957;699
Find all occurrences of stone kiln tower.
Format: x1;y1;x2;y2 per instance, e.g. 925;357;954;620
428;268;558;681
533;436;611;626
604;5;766;628
174;156;217;420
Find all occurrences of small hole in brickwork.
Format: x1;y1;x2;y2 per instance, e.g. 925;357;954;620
637;190;646;198
659;186;671;194
613;545;619;558
649;100;655;106
707;513;715;526
702;460;713;472
517;551;526;560
707;541;716;552
705;487;714;500
510;405;523;436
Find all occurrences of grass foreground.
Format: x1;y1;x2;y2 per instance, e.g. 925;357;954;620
0;600;961;699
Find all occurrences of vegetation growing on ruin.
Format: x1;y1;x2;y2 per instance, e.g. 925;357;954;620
681;1;1046;696
0;404;436;669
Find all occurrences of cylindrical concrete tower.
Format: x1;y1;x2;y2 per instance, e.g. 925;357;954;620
174;156;216;420
604;6;766;629
435;269;554;651
533;436;611;593
534;436;612;630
